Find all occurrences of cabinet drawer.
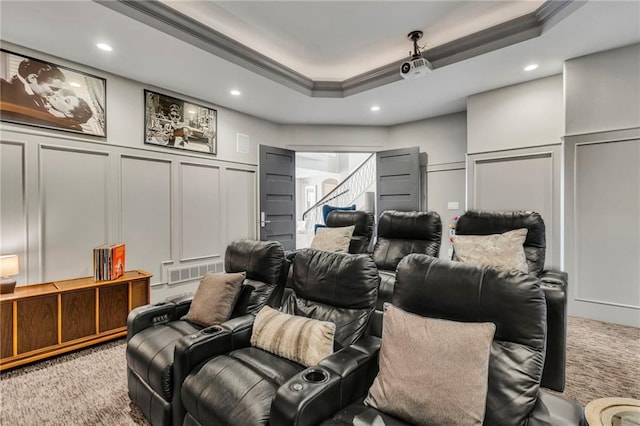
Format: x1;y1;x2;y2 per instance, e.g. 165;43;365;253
99;283;128;333
1;302;13;359
17;295;58;354
61;289;96;342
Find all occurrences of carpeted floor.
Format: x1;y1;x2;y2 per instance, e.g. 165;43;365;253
1;316;638;425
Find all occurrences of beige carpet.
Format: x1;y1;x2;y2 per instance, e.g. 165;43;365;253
1;316;638;425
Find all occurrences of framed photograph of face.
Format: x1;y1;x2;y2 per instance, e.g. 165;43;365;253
144;90;217;155
0;49;106;137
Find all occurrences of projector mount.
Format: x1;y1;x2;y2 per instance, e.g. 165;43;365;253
407;30;424;60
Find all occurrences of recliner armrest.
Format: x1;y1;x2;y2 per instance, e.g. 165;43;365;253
165;294;194;318
126;301;177;339
538;269;568;392
172;326;234;426
540;269;568;288
271;335;381;426
220;313;256;350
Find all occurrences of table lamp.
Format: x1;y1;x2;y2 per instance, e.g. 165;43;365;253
0;255;19;294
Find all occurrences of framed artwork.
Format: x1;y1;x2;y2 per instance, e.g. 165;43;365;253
144;89;217;155
0;49;106;137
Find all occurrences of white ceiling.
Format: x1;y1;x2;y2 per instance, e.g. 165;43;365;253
160;0;544;80
1;1;639;126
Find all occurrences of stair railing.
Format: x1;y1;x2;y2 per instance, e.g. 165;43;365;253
301;153;376;235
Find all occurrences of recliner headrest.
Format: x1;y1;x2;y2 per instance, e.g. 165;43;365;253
292;248;379;309
394;254;545;352
326;210;374;237
377;210;442;240
454;210;546;275
225;240;285;286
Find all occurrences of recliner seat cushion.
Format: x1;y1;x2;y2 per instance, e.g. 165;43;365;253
181;347;304;426
127;320;201;401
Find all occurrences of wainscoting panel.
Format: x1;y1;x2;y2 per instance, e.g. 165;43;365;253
565;129;640;327
427;164;465;259
225;167;257;243
574;139;639;309
467;145;561;268
40;145;109;281
121;155;172;282
0;141;27;284
179;162;221;261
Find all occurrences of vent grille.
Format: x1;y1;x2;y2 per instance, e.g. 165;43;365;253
167;261;223;285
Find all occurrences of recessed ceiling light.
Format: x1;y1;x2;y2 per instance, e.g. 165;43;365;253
371;105;380;112
230;89;241;96
69;82;81;88
524;64;538;71
96;43;113;52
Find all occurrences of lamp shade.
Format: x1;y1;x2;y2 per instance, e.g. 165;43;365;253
0;255;19;277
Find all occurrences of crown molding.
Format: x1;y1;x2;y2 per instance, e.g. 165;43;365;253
95;0;582;98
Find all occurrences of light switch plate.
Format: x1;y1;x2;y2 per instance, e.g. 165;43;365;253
447;201;459;210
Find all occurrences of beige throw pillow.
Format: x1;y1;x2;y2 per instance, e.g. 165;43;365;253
453;228;529;273
183;271;246;327
365;304;495;426
250;306;335;367
310;225;355;253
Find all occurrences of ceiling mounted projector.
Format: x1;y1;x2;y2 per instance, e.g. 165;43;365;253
400;30;432;80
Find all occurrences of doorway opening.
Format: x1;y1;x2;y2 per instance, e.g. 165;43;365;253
295;152;374;248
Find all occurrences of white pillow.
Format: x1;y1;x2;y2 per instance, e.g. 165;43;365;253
453;228;529;273
310;225;354;253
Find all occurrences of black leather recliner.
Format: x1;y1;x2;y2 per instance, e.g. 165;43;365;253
325;209;375;254
292;255;584;426
178;248;380;426
126;239;288;426
370;210;442;333
454;210;568;392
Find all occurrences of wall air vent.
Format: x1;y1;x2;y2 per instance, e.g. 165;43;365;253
167;261;223;285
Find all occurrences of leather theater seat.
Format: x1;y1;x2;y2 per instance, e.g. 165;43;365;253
315;255;584;426
325;209;375;253
126;239;288;426
454;210;569;392
179;248;380;426
370;210;441;333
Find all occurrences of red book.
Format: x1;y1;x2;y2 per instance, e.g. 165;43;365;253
110;244;125;280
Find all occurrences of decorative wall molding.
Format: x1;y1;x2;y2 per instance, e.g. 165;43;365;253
568;137;640;314
466;144;562;269
95;0;581;98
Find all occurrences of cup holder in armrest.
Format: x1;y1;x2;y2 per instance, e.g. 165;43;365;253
201;325;224;334
302;368;329;384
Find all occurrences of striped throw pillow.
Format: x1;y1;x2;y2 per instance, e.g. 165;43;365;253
250;306;336;367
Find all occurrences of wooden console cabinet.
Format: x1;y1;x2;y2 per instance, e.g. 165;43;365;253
0;270;151;370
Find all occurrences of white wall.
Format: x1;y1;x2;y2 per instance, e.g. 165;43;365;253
0;43;278;302
565;43;640;135
467;75;564;153
279;124;388;152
